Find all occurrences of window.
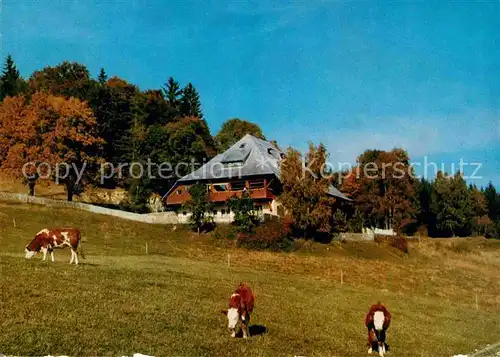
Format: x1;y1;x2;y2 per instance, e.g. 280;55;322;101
225;162;243;168
221;209;226;215
182;211;187;215
248;179;265;189
213;184;229;192
230;180;246;191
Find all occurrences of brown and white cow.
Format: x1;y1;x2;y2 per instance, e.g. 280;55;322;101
365;302;391;356
25;228;84;265
221;282;255;338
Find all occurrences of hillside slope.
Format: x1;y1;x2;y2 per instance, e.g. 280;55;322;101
1;201;499;357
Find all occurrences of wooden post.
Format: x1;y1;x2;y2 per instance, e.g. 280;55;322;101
13;218;16;228
341;270;344;285
146;242;148;255
475;294;478;311
227;254;230;268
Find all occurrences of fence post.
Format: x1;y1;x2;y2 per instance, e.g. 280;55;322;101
13;217;16;228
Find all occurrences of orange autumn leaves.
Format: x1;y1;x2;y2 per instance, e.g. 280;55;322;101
339;149;417;232
0;92;104;180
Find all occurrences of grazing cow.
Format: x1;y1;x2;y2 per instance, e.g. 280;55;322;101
365;302;391;356
25;228;84;265
220;282;255;338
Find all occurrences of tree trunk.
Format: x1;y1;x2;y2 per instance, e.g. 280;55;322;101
28;182;35;196
66;181;74;202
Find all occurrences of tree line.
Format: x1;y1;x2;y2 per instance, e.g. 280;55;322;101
280;145;500;239
0;55;498;239
0;55;264;209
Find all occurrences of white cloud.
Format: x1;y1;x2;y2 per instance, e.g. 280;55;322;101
322;111;499;166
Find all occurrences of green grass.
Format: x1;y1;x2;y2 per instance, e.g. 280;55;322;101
1;201;500;356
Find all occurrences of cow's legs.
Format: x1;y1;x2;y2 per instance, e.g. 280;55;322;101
377;330;385;357
50;250;55;262
41;247;48;261
241;319;250;338
68;249;79;265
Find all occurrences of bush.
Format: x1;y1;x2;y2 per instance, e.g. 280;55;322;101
485;221;500;239
212;224;236;241
236;216;294;252
374;234;409;254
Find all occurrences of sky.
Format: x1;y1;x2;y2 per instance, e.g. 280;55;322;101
2;0;499;187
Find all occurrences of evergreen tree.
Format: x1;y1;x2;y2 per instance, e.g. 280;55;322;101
484;182;500;222
417;178;436;235
431;171;473;236
162;77;182;110
0;55;23;100
180;83;202;118
98;68;108;85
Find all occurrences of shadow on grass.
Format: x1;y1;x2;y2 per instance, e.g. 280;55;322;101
235;325;268;338
79;262;100;267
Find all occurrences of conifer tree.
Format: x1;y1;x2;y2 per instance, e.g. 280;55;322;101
0;55;22;100
162;77;182;110
97;68;108;85
180;83;202;118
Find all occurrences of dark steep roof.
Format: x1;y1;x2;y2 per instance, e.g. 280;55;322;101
164;134;351;201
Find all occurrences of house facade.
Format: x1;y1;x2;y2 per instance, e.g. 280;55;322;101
163;134;350;221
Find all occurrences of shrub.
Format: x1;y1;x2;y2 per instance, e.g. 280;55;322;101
212;224;236;241
227;191;259;233
236;216;293;252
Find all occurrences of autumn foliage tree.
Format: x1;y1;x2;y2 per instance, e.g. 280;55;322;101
279;143;337;239
0;92;104;200
340;149;417;233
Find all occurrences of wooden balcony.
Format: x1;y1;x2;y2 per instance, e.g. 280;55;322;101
165;178;278;206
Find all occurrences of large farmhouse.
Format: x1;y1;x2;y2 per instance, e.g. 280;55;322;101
163;134;351;220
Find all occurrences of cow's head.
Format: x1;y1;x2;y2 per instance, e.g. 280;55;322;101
25;246;37;259
220;308;239;330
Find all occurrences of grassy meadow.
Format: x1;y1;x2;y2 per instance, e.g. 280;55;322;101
1;200;500;357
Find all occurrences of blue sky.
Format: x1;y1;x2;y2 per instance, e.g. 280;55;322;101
2;0;499;187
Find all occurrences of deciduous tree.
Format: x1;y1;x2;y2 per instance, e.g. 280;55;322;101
340;149;417;233
0;92;104;200
28;61;93;100
215;118;266;152
183;182;213;234
279;143;336;239
227;190;259;232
